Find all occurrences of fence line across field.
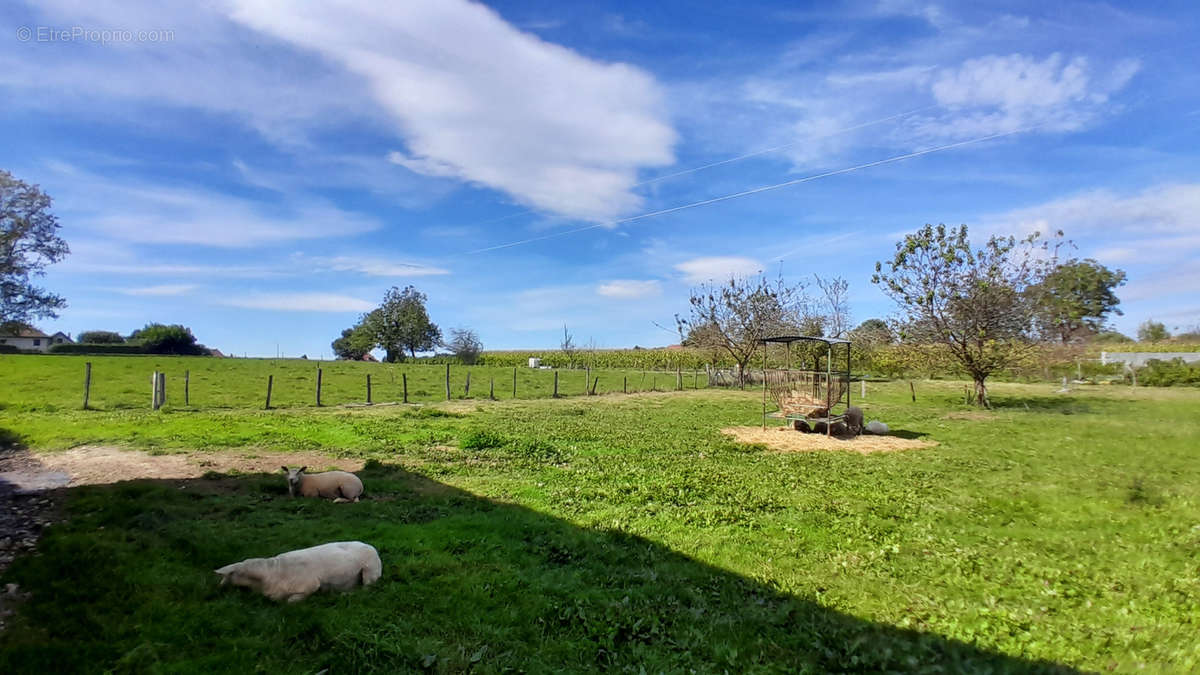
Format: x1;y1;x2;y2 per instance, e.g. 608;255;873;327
73;362;717;411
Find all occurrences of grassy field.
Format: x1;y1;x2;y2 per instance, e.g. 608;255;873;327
0;354;706;414
0;365;1198;672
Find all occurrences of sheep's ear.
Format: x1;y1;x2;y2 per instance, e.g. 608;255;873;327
299;466;307;473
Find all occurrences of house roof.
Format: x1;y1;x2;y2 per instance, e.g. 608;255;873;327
0;327;49;338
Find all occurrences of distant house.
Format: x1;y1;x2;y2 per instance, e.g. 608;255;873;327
0;327;73;352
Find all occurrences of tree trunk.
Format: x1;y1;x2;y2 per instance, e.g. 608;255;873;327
973;376;990;408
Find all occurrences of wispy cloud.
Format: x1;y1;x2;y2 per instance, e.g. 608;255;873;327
118;284;198;297
674;256;763;284
596;279;662;299
913;53;1140;139
43;162;380;247
305;256;450;278
229;0;676;222
222;293;375;313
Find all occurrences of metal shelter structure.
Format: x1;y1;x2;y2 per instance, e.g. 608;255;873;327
759;335;851;435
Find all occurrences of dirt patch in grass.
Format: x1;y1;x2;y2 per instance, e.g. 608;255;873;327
721;426;938;454
38;446;365;487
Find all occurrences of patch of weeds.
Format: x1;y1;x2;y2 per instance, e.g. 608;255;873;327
1126;477;1165;507
510;438;563;463
460;430;507;449
410;407;465;419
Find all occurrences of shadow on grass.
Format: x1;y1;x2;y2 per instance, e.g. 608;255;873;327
988;396;1093;415
0;427;24;451
0;462;1078;673
887;429;929;440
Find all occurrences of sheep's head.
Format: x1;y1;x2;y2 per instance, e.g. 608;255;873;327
282;466;308;497
215;560;266;591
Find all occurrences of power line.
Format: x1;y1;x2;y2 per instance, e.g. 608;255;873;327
465;126;1031;255
447;105;935;232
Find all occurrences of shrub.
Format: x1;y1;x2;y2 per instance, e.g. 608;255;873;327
77;330;125;344
49;344;145;355
130;323;205;355
1136;358;1200;387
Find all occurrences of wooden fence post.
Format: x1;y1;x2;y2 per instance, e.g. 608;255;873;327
623;375;627;394
591;377;598;395
316;367;323;407
366;374;372;404
861;379;866;399
512;367;517;398
445;363;451;400
160;372;166;408
83;362;92;410
465;370;471;397
586;367;591;395
402;372;408;403
185;369;190;406
151;371;160;410
553;370;559;398
652;374;657;391
489;377;495;400
909;380;916;403
265;374;273;409
676;364;682;390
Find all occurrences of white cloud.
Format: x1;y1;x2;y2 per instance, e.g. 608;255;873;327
118;284;198;297
990;183;1200;240
308;256;449;278
915;53;1140;138
228;0;676;222
674;256;763;283
222;293;375;313
596;279;662;299
986;183;1200;329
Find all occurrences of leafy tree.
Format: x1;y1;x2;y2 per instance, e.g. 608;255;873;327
446;327;483;365
1137;320;1169;343
1034;259;1126;343
849;318;892;348
130;323;202;355
675;273;814;388
368;286;441;362
872;224;1060;407
1;170;69;324
1091;330;1134;344
331;322;376;360
78;330;125;344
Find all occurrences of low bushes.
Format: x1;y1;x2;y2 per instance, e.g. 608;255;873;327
49;344;146;355
1136;358;1200;387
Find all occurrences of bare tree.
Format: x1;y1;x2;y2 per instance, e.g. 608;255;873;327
814;275;851;338
676;273;812;388
446;327;483;364
560;324;577;368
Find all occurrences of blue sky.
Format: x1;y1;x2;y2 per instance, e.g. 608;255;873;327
3;0;1198;357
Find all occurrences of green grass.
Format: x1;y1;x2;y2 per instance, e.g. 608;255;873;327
1;378;1198;672
0;354;705;414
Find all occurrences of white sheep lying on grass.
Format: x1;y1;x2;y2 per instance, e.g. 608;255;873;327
283;466;363;502
215;541;382;603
